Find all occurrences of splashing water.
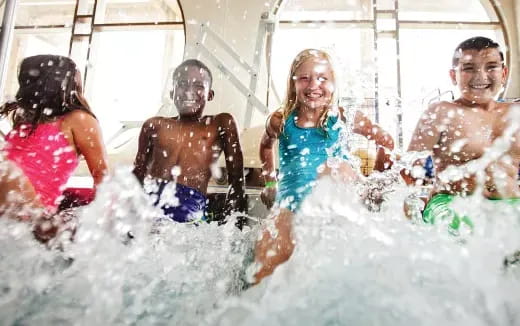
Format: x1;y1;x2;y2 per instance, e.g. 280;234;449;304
0;168;256;325
1;163;520;324
211;177;520;325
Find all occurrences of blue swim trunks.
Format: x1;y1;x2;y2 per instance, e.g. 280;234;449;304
144;179;207;223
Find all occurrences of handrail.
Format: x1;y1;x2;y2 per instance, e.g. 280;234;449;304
195;17;274;128
427;90;454;104
0;0;17;97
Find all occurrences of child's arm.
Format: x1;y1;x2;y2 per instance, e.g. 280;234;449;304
407;103;443;152
259;112;283;209
69;110;109;188
217;113;245;215
402;103;444;184
352;110;395;150
132;117;156;185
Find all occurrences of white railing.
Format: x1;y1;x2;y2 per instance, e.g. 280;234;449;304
194;12;276;128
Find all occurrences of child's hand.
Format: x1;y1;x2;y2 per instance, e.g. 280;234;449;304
261;186;277;209
373;146;394;172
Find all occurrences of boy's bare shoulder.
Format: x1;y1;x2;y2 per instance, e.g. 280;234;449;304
498;101;515;112
423;101;459;119
212;113;240;131
142;116;176;129
496;102;519;121
428;100;459;110
214;112;236;124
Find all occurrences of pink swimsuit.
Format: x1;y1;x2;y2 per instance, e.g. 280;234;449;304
4;120;79;210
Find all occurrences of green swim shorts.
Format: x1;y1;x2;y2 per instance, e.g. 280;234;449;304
422;193;520;233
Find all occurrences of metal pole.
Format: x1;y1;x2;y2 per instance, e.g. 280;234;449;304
0;0;17;98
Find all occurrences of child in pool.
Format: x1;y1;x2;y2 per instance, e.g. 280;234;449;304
133;59;245;223
405;36;520;232
254;49;395;283
0;55;108;239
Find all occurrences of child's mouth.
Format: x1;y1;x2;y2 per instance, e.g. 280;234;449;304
470;84;491;90
305;92;322;100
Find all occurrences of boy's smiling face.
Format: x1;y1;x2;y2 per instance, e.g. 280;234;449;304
450;48;508;105
172;65;213;118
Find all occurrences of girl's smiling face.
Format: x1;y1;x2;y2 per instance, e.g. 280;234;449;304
293;57;335;110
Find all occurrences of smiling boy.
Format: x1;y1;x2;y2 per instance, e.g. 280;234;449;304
406;36;520;231
133;59;245;223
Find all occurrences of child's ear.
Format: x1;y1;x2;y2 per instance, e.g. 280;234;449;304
208;90;215;101
501;65;509;85
449;69;457;85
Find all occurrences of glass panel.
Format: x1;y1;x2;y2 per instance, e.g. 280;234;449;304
399;28;504;147
376;37;399;142
15;0;76;26
279;0;373;20
86;28;184;140
69;36;90;76
398;0;498;22
74;16;92;34
77;0;95;15
95;0;183;24
3;29;71;101
376;0;395;11
376;17;396;31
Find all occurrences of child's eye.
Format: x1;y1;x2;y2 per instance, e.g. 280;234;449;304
317;76;327;82
462;67;474;72
486;65;500;71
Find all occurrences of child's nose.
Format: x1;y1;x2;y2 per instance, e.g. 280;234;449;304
475;68;489;81
184;88;195;98
185;84;198;92
308;77;321;88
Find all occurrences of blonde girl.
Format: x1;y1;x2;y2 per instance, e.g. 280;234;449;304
254;49;394;283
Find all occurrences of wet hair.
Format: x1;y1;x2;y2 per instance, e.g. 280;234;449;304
172;59;213;87
452;36;504;67
279;49;337;130
0;55;95;131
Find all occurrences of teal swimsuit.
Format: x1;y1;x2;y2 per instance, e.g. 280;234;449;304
276;110;347;212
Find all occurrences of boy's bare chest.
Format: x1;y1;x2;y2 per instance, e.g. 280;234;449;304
154;124;222;155
436;110;505;162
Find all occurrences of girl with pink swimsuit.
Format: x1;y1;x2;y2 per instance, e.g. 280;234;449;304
0;55;108;236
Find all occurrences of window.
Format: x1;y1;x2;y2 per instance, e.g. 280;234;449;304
87;28;184;137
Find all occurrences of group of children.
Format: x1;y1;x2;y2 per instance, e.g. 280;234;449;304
0;36;519;284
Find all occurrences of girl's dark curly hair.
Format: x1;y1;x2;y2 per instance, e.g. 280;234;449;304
0;55;96;131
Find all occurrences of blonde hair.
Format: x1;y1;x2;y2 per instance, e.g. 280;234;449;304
279;49;337;130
